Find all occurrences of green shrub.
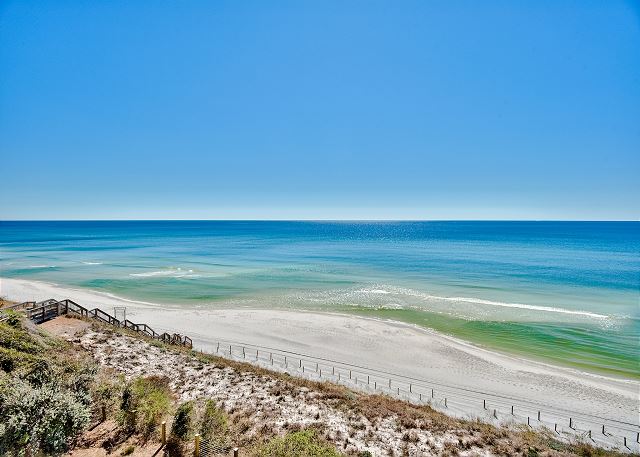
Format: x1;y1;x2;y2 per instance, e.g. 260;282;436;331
119;376;172;437
200;399;228;445
171;401;194;440
0;375;91;456
2;310;22;328
0;321;95;456
0;323;42;355
257;430;343;457
0;346;39;373
92;373;126;419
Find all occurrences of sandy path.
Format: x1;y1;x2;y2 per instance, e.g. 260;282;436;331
2;277;638;440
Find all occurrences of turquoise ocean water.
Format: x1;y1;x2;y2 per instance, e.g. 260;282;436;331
0;221;638;378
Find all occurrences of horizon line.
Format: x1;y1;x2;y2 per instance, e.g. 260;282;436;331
1;219;638;223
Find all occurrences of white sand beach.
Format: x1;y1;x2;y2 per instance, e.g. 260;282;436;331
2;277;638;439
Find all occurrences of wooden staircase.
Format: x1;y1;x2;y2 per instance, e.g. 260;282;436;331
1;298;192;348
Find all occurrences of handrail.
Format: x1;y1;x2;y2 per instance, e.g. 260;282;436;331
7;297;192;349
3;301;37;311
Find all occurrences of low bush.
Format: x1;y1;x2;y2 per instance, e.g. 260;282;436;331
92;372;126;419
171;401;194;440
257;429;343;457
119;375;172;437
0;319;94;457
200;399;228;443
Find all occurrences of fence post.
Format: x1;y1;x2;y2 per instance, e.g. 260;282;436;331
569;417;573;429
511;405;514;415
233;447;239;457
555;423;558;434
194;433;200;457
161;421;167;445
493;409;497;419
242;347;245;358
444;398;447;408
537;411;541;421
483;399;486;409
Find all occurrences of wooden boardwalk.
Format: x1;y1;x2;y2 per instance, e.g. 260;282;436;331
1;298;192;348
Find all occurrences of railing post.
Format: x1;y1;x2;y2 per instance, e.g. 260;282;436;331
194;433;200;457
161;421;167;445
233;447;239;457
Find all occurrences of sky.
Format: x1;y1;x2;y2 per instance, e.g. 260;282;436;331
0;1;638;220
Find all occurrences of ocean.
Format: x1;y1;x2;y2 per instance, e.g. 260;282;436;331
0;221;638;378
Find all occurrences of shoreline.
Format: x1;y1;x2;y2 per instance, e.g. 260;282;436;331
1;276;638;427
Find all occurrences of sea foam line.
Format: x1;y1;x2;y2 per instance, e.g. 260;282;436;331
129;267;198;278
431;296;609;319
356;286;608;319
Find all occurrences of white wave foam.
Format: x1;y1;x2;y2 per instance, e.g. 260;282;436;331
358;288;390;294
420;294;608;319
81;261;103;265
27;265;56;269
345;285;609;320
129;268;198;278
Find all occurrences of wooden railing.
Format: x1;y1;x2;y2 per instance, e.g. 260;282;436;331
7;298;192;348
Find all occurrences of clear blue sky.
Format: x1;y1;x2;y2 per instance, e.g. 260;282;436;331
1;1;638;220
